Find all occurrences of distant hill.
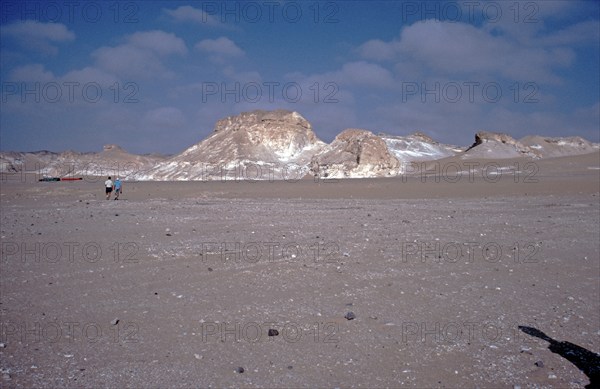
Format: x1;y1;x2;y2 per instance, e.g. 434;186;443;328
1;110;598;180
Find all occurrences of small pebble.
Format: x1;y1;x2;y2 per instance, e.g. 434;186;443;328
111;319;119;326
236;367;244;373
345;312;356;320
268;329;279;336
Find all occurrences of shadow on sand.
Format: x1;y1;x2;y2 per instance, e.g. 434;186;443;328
519;326;600;388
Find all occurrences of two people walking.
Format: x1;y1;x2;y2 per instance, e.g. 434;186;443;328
104;176;123;200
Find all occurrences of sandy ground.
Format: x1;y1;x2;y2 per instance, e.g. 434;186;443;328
1;153;599;388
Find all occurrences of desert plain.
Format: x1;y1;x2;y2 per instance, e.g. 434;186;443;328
1;152;599;388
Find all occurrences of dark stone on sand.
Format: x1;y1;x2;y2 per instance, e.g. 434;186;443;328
268;329;279;336
345;312;356;320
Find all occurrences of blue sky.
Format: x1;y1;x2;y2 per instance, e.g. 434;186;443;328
1;0;598;154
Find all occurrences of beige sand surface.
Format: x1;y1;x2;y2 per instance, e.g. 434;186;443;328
1;153;599;388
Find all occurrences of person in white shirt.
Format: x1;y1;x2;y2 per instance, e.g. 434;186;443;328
105;176;113;200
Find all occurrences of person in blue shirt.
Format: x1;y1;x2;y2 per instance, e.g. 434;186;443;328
113;178;122;200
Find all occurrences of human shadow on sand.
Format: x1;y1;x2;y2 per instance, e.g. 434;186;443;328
519;326;600;388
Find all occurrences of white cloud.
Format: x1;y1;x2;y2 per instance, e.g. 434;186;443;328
358;20;574;84
8;64;55;82
195;37;244;62
338;61;395;88
462;1;574;37
286;61;394;94
127;30;188;56
1;20;75;56
5;63;121;109
91;30;187;79
541;20;600;46
164;5;224;27
61;66;120;88
401;21;562;82
92;45;164;78
1;20;74;41
357;39;399;61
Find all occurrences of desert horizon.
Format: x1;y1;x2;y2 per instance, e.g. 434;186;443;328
2;109;599;185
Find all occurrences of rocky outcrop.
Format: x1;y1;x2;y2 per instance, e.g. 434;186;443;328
519;135;599;158
380;132;462;168
193;109;322;163
2;111;598;181
136;110;326;180
0;145;166;179
102;144;124;152
310;129;401;178
462;131;537;159
468;131;519;148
